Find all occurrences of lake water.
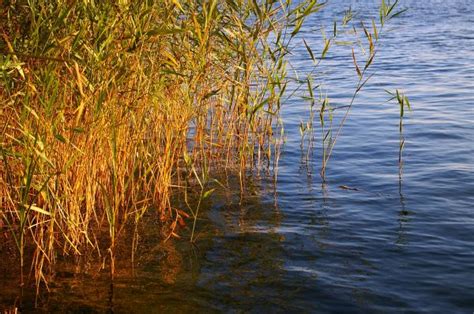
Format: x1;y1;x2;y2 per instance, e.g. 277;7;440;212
2;0;473;312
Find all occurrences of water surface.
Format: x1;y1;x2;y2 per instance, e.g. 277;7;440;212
1;0;473;312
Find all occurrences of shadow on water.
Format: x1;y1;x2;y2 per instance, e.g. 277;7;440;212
0;176;286;312
396;177;410;247
0;173;370;312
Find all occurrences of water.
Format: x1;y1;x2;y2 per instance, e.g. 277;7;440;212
2;0;473;312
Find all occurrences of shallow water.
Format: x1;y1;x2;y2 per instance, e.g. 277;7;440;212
2;0;473;312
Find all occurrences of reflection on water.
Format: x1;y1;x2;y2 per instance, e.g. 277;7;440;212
1;0;474;312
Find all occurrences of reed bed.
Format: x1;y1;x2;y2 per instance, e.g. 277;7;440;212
0;0;407;297
0;0;320;290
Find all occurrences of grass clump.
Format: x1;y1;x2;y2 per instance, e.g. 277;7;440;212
0;0;408;296
0;0;318;290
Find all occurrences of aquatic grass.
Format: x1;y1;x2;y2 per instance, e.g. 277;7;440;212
386;89;411;177
298;0;408;180
0;0;409;301
0;0;316;293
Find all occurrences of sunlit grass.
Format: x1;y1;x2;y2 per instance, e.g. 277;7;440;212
0;0;322;291
0;0;410;297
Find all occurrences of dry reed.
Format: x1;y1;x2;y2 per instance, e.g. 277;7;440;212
0;0;319;291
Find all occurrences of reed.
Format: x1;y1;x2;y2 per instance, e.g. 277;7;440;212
0;0;319;291
299;0;407;180
0;0;409;297
386;89;411;177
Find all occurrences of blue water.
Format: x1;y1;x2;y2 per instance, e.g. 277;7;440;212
3;0;473;312
270;1;474;312
195;1;474;312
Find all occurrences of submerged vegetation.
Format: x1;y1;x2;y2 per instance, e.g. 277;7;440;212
0;0;406;298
